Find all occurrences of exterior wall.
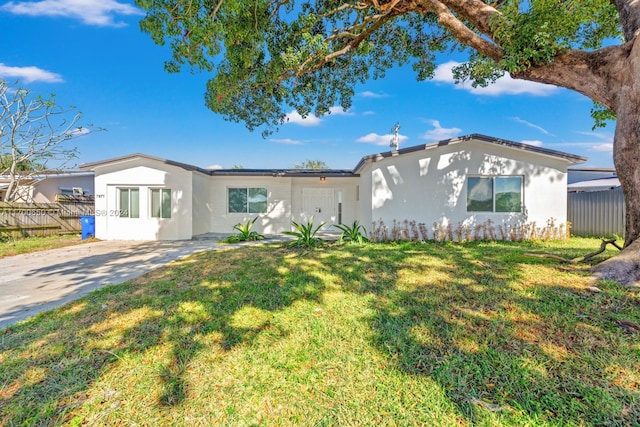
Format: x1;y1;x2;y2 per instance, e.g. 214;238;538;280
32;175;95;203
361;140;570;239
290;177;359;230
93;160;193;240
207;175;292;234
192;172;212;236
358;169;372;229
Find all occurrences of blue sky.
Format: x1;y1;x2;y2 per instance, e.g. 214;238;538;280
0;0;616;170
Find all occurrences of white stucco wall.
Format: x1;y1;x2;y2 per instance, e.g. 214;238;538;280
192;172;212;236
290;177;359;229
93;159;193;240
207;175;292;234
360;140;570;239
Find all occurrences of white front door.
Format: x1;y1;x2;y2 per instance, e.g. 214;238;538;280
302;188;335;227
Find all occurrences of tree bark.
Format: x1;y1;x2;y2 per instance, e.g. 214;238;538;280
613;40;640;248
590;35;640;285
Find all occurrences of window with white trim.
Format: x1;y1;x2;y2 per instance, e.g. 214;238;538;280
467;176;523;213
117;187;140;218
150;188;171;219
228;187;268;213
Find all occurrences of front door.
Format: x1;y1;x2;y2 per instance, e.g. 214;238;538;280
302;188;335;228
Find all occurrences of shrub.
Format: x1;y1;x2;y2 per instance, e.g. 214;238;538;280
369;218;570;243
225;217;264;243
283;219;325;248
334;221;369;244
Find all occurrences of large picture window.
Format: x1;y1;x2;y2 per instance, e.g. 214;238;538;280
151;188;171;219
467;176;522;213
228;187;268;213
117;187;140;218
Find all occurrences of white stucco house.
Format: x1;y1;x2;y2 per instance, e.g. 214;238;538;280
80;134;586;241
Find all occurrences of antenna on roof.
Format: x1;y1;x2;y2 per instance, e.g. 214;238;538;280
390;122;400;150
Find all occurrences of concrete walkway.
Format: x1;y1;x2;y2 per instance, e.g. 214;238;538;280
0;237;262;329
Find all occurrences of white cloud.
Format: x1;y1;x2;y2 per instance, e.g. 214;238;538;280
420;120;462;141
70;127;90;137
207;164;224;170
270;138;303;145
359;91;388;99
328;106;353;116
432;61;558;96
356;132;408;147
0;63;63;83
362;110;375;116
511;117;554;136
591;143;613;152
521;140;544;147
571;131;614;153
284;106;351;126
1;0;143;27
285;110;322;126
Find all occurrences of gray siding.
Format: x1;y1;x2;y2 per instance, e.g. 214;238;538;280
567;189;625;237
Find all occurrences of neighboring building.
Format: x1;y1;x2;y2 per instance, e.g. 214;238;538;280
0;171;95;203
567;167;619;192
81;134;586;241
567;167;617;184
566;167;624;237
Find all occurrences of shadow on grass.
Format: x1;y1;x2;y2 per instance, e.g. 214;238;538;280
329;241;638;425
0;240;637;425
0;244;326;424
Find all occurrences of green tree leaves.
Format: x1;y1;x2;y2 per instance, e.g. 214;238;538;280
136;1;621;134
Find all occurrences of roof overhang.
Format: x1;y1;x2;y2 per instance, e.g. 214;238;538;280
80;153;211;175
354;133;587;173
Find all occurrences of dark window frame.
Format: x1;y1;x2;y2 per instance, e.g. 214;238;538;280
466;176;523;213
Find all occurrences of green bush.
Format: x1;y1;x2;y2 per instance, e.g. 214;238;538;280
334;221;369;244
283;219;325;248
225;217;264;243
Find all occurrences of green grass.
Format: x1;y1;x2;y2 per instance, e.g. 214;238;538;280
0;234;88;258
1;238;638;426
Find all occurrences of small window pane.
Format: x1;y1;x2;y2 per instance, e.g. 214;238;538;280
248;188;267;213
151;189;160;218
467;177;493;212
495;177;522;212
130;188;140;218
119;189;129;216
229;188;247;213
161;189;171;218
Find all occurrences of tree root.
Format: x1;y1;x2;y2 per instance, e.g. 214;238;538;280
525;238;622;264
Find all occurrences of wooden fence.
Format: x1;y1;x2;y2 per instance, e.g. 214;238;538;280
0;198;95;238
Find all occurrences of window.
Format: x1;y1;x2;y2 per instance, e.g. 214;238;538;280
118;187;139;218
228;187;267;213
467;176;522;213
151;188;171;218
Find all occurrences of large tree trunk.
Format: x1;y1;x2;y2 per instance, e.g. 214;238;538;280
591;36;640;286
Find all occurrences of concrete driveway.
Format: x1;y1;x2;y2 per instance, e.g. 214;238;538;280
0;239;225;329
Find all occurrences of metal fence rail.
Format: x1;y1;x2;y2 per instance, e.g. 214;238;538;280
567;189;625;238
0;201;94;238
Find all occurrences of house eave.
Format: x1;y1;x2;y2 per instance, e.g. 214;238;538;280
210;169;358;178
353;133;587;173
80;153;212;175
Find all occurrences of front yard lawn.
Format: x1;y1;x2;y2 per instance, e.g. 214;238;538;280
0;238;638;426
0;234;87;258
